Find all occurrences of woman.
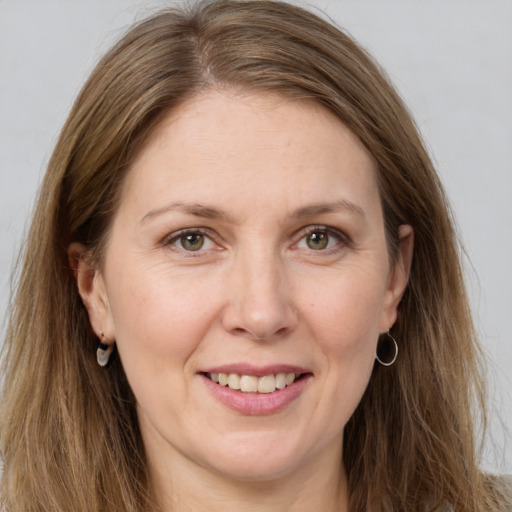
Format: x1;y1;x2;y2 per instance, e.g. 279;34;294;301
0;1;510;510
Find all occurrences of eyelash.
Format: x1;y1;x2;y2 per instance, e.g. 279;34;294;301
164;228;219;255
163;225;349;255
293;225;349;254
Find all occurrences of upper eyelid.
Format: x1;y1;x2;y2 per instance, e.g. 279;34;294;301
162;228;221;251
164;227;217;242
161;224;349;248
292;225;351;253
294;224;347;241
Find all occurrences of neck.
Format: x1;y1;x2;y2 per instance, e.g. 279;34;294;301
148;443;348;512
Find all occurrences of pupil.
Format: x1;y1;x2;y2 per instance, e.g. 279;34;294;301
182;234;204;251
307;232;328;250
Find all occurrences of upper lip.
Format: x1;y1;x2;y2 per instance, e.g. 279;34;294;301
201;363;311;377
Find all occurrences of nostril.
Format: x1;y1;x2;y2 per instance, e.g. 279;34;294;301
230;325;291;341
222;296;298;341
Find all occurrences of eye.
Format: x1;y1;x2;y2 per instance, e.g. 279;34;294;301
167;230;217;252
295;227;345;252
179;233;205;251
305;231;329;250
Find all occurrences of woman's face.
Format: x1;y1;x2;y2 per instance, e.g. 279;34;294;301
77;91;411;484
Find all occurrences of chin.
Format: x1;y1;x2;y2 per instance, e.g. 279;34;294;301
210;455;302;483
199;431;313;483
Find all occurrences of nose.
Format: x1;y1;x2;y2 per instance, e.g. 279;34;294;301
221;248;298;341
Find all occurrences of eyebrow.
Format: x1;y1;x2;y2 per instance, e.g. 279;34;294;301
140;202;234;225
291;200;365;220
140;199;365;225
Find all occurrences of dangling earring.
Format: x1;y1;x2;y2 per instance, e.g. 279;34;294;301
97;331;114;367
375;332;398;367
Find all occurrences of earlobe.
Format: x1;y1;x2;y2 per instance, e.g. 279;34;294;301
67;242;115;341
380;225;414;331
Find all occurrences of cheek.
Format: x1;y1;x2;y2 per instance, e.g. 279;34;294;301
103;260;228;426
105;258;224;367
301;267;387;358
301;271;385;431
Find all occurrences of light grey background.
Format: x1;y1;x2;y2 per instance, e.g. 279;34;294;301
1;0;511;473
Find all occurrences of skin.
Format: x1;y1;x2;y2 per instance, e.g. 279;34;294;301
70;90;413;511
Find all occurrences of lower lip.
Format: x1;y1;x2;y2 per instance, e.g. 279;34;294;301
201;374;311;415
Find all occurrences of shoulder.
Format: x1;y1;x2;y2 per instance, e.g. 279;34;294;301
494;475;512;511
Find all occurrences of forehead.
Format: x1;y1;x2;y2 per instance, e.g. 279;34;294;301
119;90;380;222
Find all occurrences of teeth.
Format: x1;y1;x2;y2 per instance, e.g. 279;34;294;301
275;372;286;389
209;372;298;393
258;375;276;393
285;372;295;386
240;375;258;392
227;373;241;390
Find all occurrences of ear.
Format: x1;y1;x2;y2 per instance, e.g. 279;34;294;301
379;224;414;332
67;242;115;342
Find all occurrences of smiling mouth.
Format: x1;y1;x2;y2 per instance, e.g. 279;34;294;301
204;372;307;394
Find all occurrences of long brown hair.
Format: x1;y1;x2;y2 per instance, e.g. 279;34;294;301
1;1;508;510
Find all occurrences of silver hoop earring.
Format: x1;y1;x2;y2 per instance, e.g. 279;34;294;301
375;332;398;367
97;331;114;367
